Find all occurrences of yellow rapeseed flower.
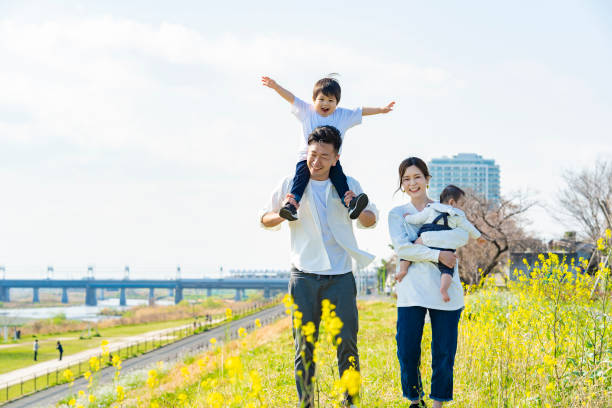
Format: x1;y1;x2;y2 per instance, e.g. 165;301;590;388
206;391;224;408
340;368;361;396
293;310;303;329
302;321;316;343
180;366;190;379
62;369;74;383
116;385;125;402
225;356;243;379
197;357;208;368
248;370;262;397
597;238;606;251
89;356;100;372
255;318;262;328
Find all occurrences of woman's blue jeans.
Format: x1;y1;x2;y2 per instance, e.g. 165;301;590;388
396;306;462;402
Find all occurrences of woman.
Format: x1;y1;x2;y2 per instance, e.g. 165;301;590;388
388;157;469;408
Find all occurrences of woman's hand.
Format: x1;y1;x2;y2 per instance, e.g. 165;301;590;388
438;251;458;268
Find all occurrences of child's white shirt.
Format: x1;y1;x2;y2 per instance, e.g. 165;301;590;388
292;97;362;161
404;202;481;240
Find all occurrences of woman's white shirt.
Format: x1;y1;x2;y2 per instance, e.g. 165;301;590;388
388;202;469;311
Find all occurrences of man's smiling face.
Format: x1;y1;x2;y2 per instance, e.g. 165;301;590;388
306;140;339;181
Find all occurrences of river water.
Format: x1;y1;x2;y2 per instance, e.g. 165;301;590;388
0;298;174;322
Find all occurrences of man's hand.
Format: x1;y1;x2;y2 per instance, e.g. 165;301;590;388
344;190;356;207
380;101;395;113
261;76;278;89
283;193;299;210
438;251;458;268
414;236;424;245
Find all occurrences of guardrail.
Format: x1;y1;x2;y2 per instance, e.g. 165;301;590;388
0;299;282;405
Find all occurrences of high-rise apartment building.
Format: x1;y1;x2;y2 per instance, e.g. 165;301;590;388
428;153;500;201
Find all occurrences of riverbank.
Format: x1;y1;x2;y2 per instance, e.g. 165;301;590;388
1;296;262;340
0;296;271;374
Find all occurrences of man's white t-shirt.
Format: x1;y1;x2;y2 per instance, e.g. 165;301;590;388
292;97;362;161
309;179;352;274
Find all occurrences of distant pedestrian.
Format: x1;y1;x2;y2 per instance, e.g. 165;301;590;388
33;339;39;361
56;341;63;361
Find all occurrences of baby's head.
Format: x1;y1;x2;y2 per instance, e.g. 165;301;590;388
440;185;466;210
312;76;341;117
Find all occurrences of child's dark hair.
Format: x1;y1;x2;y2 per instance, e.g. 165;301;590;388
396;157;430;193
307;125;342;153
313;76;341;102
440;184;465;204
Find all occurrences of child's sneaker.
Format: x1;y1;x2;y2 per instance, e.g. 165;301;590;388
348;193;368;219
279;203;298;221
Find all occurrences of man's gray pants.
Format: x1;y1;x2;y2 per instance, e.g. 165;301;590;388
289;269;359;407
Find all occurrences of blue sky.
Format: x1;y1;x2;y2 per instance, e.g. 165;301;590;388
0;1;610;278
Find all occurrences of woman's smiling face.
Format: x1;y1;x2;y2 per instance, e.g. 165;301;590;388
402;165;430;199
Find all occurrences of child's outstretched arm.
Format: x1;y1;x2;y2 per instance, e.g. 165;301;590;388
261;76;295;104
362;101;395;116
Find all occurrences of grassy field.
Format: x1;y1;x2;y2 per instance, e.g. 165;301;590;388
0;297;269;374
0;328;184;403
0;317;201;375
59;249;611;408
0;301;280;404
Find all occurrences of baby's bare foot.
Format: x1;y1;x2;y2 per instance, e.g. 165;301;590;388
440;288;450;302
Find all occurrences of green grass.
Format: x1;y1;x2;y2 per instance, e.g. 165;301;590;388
142;300;405;408
0;301;281;404
130;292;610;408
0;318;202;375
0;333;181;404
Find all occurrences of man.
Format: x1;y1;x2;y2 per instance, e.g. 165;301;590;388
260;125;378;408
56;340;63;361
33;339;39;361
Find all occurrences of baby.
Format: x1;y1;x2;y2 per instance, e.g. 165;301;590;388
262;75;394;221
399;185;485;302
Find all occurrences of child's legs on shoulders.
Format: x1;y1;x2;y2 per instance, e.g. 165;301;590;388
329;160;350;207
290;160;310;203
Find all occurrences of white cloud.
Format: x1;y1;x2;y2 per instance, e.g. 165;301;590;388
0;12;609;275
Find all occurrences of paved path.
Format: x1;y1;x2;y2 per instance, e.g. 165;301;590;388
2;305;285;408
0;318;224;389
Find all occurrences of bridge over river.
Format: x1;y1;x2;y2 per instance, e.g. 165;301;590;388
0;278;288;306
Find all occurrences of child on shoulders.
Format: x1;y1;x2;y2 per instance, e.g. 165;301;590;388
262;75;394;221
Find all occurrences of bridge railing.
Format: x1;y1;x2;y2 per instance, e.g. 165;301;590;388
0;298;281;405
